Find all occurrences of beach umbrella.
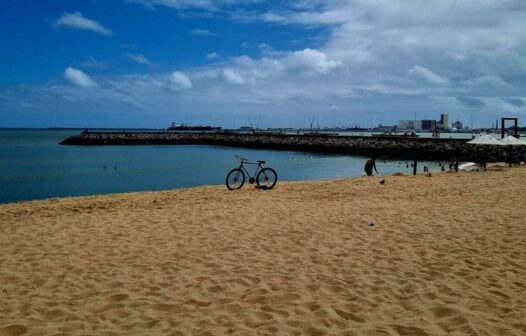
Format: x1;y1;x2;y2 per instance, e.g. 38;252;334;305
498;136;526;166
499;135;526;146
467;134;502;145
466;134;503;169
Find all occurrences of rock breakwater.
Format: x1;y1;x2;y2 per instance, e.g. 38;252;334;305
61;131;525;162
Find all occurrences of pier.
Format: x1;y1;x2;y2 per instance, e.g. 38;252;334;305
60;131;525;162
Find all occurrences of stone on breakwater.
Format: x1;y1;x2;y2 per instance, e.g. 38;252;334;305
60;131;526;162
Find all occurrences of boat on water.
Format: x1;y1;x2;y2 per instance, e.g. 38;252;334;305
168;122;221;131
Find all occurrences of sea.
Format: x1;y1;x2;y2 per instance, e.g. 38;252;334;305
0;129;468;204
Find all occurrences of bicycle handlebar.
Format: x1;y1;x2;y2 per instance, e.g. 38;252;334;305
235;155;248;162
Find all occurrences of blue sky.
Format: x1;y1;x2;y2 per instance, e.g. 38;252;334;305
1;0;526;128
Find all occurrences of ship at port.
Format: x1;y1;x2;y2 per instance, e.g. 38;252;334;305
168;122;221;131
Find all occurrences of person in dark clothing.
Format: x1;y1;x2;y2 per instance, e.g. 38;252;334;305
364;158;378;176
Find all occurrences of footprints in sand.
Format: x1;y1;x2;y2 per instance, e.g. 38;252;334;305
260;305;290;320
392;325;430;336
206;284;223;293
0;325;27;336
152;303;186;313
334;308;365;323
1;171;526;335
428;305;460;320
44;308;71;321
107;293;129;302
244;312;274;328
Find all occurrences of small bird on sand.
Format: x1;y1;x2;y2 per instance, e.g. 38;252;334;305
379;179;385;185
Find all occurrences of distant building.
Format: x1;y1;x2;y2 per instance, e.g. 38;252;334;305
374;124;398;132
399;120;416;130
238;126;254;132
452;120;463;130
436;114;449;130
421;120;436;130
399;119;436;131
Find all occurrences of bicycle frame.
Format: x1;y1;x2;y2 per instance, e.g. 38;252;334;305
236;156;264;179
226;155;277;190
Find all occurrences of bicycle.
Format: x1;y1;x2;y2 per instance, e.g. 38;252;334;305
226;155;278;190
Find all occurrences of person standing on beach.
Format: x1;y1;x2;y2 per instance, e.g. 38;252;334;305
364;158;378;176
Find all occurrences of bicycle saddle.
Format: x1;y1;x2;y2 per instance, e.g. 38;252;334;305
257;160;266;164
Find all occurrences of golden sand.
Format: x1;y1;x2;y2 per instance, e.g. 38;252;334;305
1;168;525;335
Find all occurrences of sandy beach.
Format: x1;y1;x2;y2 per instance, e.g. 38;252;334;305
1;167;525;336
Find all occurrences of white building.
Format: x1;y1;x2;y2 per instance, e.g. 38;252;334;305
399;120;436;131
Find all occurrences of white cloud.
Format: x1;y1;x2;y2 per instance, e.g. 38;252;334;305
258;43;282;57
407;65;448;85
170;71;193;90
285;48;342;74
503;97;525;107
125;53;152;65
5;0;526;128
55;12;113;36
261;12;287;23
222;68;246;85
64;67;97;88
126;0;217;10
189;29;218;36
126;0;260;11
81;56;107;69
207;52;219;59
461;75;513;94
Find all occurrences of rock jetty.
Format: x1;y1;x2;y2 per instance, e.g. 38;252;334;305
60;131;526;162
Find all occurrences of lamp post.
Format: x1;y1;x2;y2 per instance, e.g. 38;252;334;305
464;109;476;138
470;110;474;138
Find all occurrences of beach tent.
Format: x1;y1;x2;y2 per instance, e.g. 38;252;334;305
499;135;526;146
467;134;502;145
465;134;502;171
498;136;526;166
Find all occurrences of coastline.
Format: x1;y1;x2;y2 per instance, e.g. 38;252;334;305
59;131;523;162
1;168;525;335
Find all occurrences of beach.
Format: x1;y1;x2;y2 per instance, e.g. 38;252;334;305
0;168;525;336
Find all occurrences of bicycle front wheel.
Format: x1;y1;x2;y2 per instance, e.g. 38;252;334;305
226;168;245;190
256;168;278;190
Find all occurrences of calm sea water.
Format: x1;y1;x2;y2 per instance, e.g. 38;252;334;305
0;129;444;204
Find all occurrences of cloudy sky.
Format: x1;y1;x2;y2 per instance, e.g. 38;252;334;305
1;0;526;128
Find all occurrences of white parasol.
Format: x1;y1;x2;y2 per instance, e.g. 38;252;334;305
467;134;502;145
498;135;526;146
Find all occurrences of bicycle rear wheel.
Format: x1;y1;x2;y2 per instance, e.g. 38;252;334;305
256;168;277;189
226;168;245;190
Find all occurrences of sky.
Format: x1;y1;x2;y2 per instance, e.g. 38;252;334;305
1;0;526;128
